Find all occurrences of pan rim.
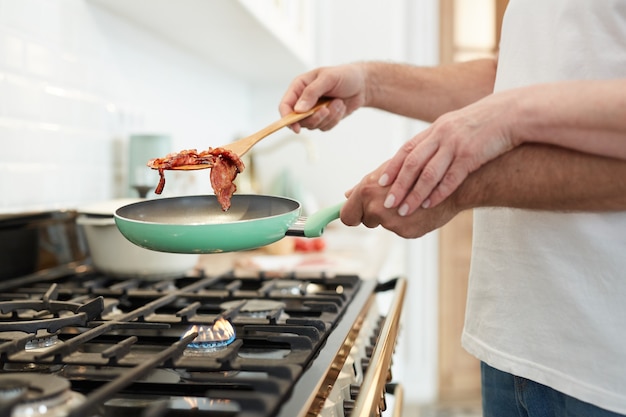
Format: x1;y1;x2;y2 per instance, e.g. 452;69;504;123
114;194;301;226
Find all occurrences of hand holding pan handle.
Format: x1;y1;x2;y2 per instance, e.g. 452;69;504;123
285;201;345;238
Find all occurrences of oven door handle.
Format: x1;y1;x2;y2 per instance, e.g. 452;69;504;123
352;276;407;417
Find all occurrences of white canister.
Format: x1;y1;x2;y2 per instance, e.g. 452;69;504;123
127;134;171;198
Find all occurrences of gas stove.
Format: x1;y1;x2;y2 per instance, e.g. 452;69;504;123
0;210;406;417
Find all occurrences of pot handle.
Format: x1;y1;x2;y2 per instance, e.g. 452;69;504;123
303;201;345;237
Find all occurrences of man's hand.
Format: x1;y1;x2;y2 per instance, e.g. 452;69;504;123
341;161;460;238
279;64;368;133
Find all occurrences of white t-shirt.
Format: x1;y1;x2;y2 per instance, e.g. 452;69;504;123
462;0;626;414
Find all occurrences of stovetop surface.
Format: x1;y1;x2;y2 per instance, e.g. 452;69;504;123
0;263;374;417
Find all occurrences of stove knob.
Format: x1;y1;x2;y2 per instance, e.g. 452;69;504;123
361;357;370;374
343;399;355;416
347;384;385;415
349;384;360;400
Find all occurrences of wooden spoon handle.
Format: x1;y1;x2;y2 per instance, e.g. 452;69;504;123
228;97;333;156
278;97;333;127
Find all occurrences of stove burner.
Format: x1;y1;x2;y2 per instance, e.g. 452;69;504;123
220;299;286;318
0;377;27;401
182;318;236;354
272;280;307;295
2;362;64;374
24;334;59;350
0;297;103;335
104;396;241;414
176;369;275;385
170;397;240;413
0;373;85;417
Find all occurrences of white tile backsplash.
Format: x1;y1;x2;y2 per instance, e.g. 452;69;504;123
0;0;252;213
1;33;24;70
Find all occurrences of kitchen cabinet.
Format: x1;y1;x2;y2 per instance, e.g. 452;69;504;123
88;0;316;82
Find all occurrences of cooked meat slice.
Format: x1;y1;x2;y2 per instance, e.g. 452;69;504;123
147;147;244;211
208;148;245;211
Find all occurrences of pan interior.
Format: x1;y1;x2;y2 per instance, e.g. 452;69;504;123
115;195;300;225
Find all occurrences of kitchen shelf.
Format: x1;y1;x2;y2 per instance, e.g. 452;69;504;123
88;0;315;83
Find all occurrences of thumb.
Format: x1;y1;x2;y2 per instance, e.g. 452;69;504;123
295;95;318;113
295;78;335;112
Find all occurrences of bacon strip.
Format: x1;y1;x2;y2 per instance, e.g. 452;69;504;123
208;148;245;211
147;147;245;211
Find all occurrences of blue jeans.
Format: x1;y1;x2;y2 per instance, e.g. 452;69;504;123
481;362;625;417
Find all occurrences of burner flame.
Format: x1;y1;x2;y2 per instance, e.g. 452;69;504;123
183;318;236;352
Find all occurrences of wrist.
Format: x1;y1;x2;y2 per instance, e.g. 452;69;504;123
450;175;481;213
359;61;378;108
504;84;544;148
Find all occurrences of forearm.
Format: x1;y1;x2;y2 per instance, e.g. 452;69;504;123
455;144;626;212
512;79;626;159
364;58;497;122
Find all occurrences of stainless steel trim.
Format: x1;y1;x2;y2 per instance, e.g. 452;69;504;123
277;279;378;417
306;292;376;417
352;277;407;417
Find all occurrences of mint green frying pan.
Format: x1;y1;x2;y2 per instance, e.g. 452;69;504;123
114;195;343;254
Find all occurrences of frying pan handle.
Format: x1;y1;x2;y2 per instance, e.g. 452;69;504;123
303;201;345;237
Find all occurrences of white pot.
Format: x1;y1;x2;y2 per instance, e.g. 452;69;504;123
77;199;198;279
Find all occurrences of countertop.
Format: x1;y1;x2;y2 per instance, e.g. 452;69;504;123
195;225;402;280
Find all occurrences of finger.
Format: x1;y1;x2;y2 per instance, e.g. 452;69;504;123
288;122;302;134
297;98;346;131
359;208;382;229
298;106;332;130
294;74;337;113
280;76;314;132
316;100;347;131
279;94;298;117
378;127;433;191
340;192;364;226
422;162;469;208
382;139;438;210
378;152;406;189
393;149;454;216
279;75;312;115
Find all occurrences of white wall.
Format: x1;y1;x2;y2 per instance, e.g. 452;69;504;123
0;0;252;213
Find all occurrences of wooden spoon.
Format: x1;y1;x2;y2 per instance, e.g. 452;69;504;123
160;98;332;171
